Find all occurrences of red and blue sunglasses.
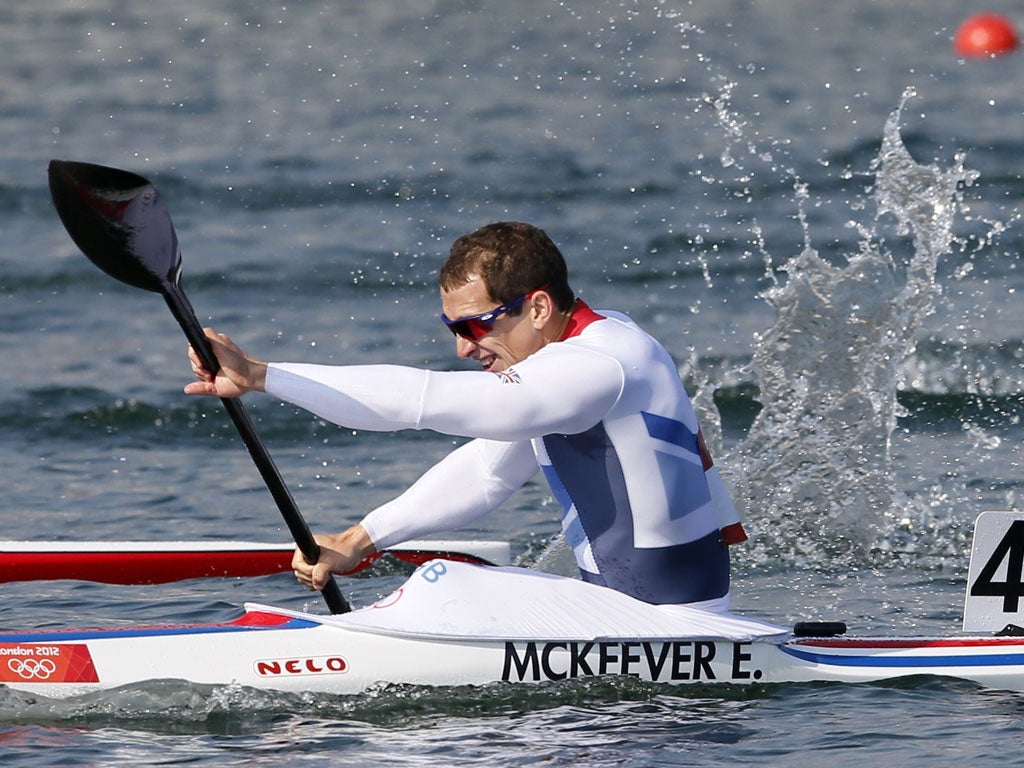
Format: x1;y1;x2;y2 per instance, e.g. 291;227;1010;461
442;284;548;342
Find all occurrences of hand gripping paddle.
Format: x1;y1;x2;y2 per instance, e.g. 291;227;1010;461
47;159;351;614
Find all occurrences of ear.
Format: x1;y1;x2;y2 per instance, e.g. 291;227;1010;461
529;289;557;329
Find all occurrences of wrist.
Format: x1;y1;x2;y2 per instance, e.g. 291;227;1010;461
250;360;269;392
338;524;377;560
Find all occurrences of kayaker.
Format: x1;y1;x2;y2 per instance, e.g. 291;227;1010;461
185;221;745;610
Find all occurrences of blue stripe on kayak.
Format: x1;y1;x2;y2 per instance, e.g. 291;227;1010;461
0;616;319;643
781;645;1024;668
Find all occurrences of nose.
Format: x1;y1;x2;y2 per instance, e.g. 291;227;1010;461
455;335;477;358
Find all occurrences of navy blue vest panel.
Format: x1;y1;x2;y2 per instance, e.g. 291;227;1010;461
543;424;730;604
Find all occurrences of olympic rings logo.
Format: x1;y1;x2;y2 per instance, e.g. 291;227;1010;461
8;658;58;680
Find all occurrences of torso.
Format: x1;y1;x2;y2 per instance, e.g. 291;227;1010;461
513;305;731;604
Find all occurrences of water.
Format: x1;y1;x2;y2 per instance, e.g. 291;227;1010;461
2;0;1024;764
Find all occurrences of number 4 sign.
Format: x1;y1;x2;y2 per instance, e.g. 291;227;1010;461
964;512;1024;632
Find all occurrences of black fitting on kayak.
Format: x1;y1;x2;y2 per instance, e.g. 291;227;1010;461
996;623;1024;636
792;621;848;637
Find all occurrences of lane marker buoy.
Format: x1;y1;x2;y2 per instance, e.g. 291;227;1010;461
954;13;1020;57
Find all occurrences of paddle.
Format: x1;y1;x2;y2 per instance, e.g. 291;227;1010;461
47;159;351;614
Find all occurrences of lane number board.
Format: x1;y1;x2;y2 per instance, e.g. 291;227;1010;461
964;511;1024;632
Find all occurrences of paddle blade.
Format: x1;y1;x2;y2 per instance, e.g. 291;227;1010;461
48;159;181;293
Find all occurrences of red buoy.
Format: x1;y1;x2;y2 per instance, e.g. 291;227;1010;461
954;13;1019;57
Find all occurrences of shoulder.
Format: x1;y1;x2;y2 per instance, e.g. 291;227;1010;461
568;310;678;376
513;332;626;390
570;309;659;351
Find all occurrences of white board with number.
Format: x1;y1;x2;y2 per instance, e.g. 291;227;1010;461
963;511;1024;632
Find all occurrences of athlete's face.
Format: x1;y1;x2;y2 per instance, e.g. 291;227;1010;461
440;276;548;373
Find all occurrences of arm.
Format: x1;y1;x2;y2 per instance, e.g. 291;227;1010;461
184;327;625;441
361;437;539;550
265;343;625;442
293;438;538;590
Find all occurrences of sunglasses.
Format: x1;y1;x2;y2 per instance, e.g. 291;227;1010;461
442;284;548;342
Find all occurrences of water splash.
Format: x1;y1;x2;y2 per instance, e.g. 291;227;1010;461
530;85;986;575
727;88;980;567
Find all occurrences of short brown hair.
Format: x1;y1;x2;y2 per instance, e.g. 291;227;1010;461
440;222;575;312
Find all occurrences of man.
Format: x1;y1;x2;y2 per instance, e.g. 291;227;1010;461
186;222;745;609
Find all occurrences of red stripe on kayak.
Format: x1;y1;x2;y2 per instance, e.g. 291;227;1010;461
0;549;294;584
387;550;492;567
0;548;494;584
796;637;1024;649
232;610;303;627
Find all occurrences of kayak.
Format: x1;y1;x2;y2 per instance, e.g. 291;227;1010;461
1;512;1023;697
3;596;1023;698
1;560;1022;697
0;539;512;584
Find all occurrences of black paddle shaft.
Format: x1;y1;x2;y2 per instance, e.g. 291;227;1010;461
47;159;350;614
163;283;351;614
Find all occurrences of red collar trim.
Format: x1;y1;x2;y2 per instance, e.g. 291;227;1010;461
558;299;605;341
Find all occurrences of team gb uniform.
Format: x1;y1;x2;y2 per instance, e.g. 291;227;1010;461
264;301;744;608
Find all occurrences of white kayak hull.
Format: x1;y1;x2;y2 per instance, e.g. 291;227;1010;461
4;551;1024;697
6;510;1024;698
3;602;1024;697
